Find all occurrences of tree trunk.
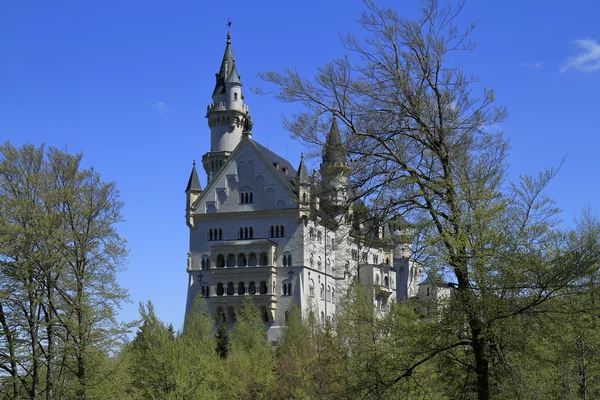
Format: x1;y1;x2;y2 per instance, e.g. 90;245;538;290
472;327;490;400
0;302;19;398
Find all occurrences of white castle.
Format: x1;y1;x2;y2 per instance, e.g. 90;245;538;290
184;32;422;340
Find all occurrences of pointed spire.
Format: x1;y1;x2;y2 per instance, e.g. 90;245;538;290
185;161;202;192
322;116;346;165
296;153;310;185
212;28;235;97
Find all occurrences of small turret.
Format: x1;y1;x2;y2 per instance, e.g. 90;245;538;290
296;153;311;207
185;161;202;228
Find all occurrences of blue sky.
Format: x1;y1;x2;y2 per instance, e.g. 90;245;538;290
1;0;599;330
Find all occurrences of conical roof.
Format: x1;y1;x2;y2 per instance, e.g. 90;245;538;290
212;32;234;96
226;62;241;85
185;162;202;192
296;153;310;185
322;117;346;165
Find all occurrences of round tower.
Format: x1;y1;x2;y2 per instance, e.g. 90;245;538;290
202;31;252;181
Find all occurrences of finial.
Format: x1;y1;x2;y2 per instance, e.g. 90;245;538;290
193;159;196;167
301;152;304;160
226;19;232;44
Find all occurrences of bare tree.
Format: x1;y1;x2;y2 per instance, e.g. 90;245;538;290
259;1;600;398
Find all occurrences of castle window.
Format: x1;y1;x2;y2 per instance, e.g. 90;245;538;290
317;257;322;271
282;279;292;296
269;225;285;238
227;254;236;268
361;252;368;263
248;253;257;266
209;229;213;241
219;229;223;240
259;252;268;266
282;253;292;267
321;311;325;325
309;227;315;240
238;227;253;239
330;237;335;250
240;191;253;204
310;254;314;269
384;276;389;287
249;281;256;294
309;280;315;297
327;286;331;302
331;290;335;304
216;283;224;296
208;228;222;241
234;92;238;101
259;281;268;295
317;230;322;244
320;284;325;301
201;255;210;270
227;282;235;296
201;284;210;298
261;306;269;322
373;254;379;264
238;253;247;267
216;254;225;268
238;282;246;295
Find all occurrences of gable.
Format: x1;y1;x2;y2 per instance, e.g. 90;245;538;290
194;138;299;215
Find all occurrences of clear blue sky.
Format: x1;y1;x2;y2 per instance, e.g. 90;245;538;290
1;0;599;330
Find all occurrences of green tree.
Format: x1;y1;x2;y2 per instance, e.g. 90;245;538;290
0;143;131;400
259;1;600;398
225;298;275;399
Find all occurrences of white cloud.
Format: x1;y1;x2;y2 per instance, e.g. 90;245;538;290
152;101;169;115
561;38;600;73
522;61;543;68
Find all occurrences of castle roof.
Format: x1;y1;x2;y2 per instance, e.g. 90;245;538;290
322;117;346;165
185;162;201;192
213;32;235;96
296;154;310;185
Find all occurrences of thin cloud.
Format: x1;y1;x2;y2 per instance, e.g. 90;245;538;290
561;38;600;73
522;61;543;68
152;101;169;115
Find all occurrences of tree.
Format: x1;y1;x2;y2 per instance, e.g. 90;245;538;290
0;143;131;400
259;1;600;398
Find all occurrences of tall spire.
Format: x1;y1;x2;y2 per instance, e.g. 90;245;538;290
213;28;235;97
322;117;346;165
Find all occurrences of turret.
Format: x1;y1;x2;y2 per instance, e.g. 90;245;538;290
296;153;311;207
203;30;252;182
320;117;349;207
185;161;202;228
389;214;420;300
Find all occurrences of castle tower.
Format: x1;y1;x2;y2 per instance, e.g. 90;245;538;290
202;30;252;182
185;161;202;228
319;117;349;208
391;214;420;299
296;153;311;208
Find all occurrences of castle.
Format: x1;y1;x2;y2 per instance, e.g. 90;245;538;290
184;32;422;340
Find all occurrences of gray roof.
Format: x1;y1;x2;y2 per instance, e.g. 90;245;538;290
212;33;234;96
185;163;202;192
253;141;297;179
296;154;310;185
322;117;346;165
211;239;277;247
226;62;241;85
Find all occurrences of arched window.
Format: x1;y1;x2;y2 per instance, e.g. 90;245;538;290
249;281;256;295
282;253;292;267
317;257;322;271
320;311;325;325
238;253;247;267
219;229;223;240
259;252;268;266
320;284;325;300
227;254;235;268
201;284;210;298
208;229;213;241
385;257;390;265
227;282;235;296
201;256;210;270
250;227;253;239
309;280;315;297
239;227;243;239
375;274;380;286
384;276;389;287
282;280;292;296
310;254;314;269
317;230;322;244
327;285;331;302
259;281;268;295
280;225;284;237
216;254;225;268
275;225;280;237
234;92;238;101
244;227;249;239
331;290;335;304
238;282;246;295
216;283;224;296
309;227;315;240
248;253;257;266
270;226;275;237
